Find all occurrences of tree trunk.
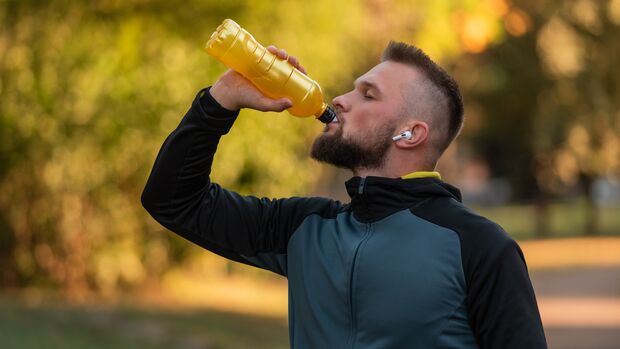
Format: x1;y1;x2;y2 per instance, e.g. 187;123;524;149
534;193;550;238
582;174;599;236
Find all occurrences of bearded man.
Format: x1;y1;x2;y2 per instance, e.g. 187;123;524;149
142;42;547;349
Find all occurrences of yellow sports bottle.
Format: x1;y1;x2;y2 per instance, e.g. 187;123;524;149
205;19;336;123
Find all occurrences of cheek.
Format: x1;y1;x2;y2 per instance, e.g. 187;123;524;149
347;116;373;135
342;125;372;144
353;118;382;138
342;106;387;138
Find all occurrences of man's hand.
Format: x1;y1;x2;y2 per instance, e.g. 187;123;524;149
210;46;307;112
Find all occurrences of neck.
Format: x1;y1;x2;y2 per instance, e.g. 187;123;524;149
353;168;397;178
352;150;435;178
353;163;435;179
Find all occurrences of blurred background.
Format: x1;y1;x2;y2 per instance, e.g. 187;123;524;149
1;0;619;348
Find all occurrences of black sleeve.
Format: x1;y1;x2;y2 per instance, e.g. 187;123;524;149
141;88;340;276
411;198;547;348
465;236;547;349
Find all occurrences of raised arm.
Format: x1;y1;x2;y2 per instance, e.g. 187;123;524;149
141;48;338;276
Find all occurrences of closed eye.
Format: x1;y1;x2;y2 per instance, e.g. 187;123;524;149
353;79;382;100
363;91;375;99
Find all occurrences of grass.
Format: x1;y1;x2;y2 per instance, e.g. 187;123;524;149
473;202;620;239
0;296;289;349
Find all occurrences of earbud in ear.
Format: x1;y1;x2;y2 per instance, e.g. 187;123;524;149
392;130;413;141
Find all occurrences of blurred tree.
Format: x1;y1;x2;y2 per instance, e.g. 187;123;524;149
0;0;541;294
453;1;554;234
457;0;620;235
0;0;413;292
537;0;620;235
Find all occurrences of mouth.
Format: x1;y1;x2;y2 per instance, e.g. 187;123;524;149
323;115;342;132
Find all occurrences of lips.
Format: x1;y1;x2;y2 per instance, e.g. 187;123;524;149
323;115;341;132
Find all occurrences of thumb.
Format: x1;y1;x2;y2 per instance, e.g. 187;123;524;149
274;98;293;111
256;97;293;112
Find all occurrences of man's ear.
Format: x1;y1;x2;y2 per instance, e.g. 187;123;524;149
393;121;428;149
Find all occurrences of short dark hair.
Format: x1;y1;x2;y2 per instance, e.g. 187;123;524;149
381;41;464;156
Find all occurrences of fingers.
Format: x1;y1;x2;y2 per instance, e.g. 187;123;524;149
267;45;288;60
286;55;307;74
267;45;307;74
287;56;307;74
297;64;307;75
266;45;278;54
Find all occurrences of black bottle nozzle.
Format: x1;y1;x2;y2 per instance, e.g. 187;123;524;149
318;106;337;124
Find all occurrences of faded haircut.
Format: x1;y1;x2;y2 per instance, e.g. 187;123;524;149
381;41;464;156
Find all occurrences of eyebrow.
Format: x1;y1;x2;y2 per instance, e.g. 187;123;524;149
354;79;383;96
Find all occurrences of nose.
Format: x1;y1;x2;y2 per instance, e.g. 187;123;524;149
332;92;350;113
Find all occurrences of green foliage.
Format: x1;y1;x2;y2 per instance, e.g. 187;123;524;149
0;0;502;293
457;0;620;198
0;297;288;349
474;201;620;239
1;0;230;291
5;0;614;294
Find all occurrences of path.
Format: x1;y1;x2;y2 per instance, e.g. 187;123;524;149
531;266;620;349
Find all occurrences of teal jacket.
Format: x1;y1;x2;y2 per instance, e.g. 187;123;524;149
142;89;547;349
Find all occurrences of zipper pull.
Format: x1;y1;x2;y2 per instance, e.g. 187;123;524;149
358;177;366;195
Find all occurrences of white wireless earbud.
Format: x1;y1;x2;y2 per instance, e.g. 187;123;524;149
392;130;413;141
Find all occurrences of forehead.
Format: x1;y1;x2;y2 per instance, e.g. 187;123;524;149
355;61;421;92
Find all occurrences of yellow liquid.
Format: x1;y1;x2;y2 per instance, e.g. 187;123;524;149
205;19;329;118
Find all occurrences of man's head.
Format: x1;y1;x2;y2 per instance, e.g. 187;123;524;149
311;41;463;175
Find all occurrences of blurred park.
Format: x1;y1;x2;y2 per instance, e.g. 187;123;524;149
1;0;619;348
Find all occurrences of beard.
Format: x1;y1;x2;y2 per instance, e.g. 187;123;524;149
310;123;396;171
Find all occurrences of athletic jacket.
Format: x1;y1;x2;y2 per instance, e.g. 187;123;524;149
141;88;548;349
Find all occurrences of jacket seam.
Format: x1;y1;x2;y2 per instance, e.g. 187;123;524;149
408;209;469;292
432;300;469;349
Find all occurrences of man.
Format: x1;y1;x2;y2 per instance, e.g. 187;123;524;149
142;41;547;348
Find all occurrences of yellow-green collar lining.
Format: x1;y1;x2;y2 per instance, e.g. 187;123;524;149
401;171;441;180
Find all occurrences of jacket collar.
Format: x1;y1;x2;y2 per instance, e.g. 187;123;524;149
344;176;462;223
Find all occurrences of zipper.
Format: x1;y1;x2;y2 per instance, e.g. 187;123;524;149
346;223;373;349
346;176;369;348
357;177;366;195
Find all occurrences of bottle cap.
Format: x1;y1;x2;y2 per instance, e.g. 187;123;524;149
317;106;337;124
